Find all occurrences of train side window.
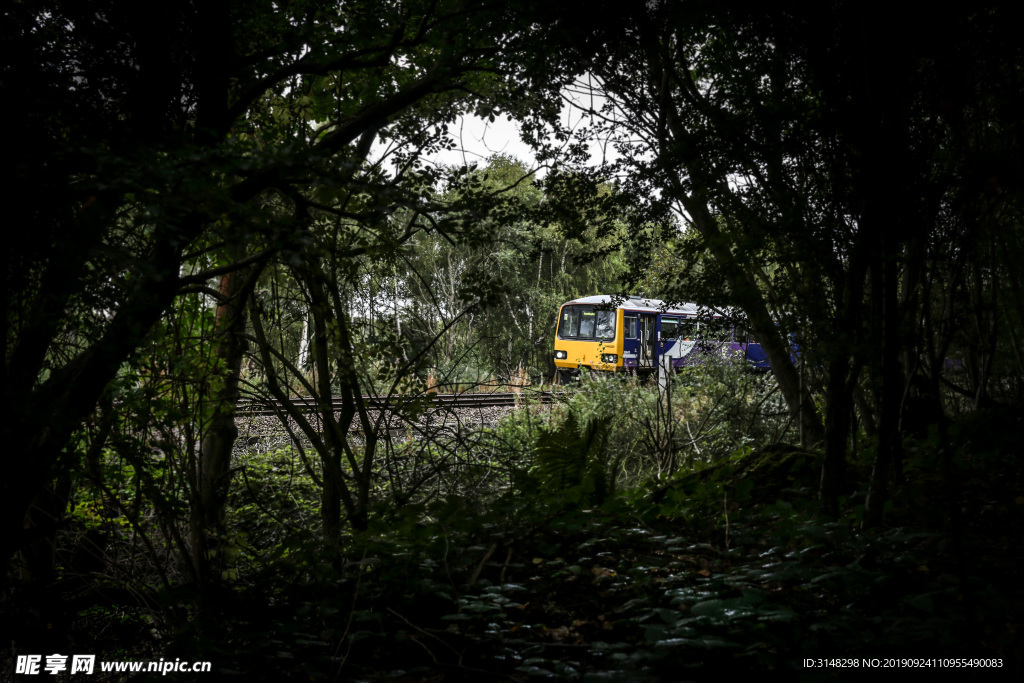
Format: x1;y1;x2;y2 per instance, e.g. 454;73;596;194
680;319;699;340
624;315;638;339
661;317;679;339
706;318;733;341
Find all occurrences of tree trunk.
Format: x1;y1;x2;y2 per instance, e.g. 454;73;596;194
864;246;904;528
684;197;826;447
192;257;262;586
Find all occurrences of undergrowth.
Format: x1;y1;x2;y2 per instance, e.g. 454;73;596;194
165;406;1024;681
39;376;1024;681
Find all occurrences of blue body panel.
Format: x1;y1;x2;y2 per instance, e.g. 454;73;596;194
622;337;641;369
742;342;771;369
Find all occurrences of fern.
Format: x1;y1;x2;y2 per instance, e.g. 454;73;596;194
533;412;612;505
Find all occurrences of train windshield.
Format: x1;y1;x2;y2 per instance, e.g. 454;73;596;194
559;305;616;341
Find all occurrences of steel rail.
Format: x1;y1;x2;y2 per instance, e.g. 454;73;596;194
237;391;563;417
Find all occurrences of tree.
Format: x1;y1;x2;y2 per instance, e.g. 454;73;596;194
2;0;557;642
400;155;628;383
527;1;1024;519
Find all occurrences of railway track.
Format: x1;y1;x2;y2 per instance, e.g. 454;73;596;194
237;391;563;417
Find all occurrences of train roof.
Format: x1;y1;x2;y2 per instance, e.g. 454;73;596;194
560;295;727;318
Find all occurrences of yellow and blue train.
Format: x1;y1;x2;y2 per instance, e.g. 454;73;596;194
552;295;770;381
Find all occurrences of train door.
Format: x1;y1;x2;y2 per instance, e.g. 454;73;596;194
658;316;679;358
638;314;656;369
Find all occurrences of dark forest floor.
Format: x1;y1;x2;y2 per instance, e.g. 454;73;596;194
26;407;1024;682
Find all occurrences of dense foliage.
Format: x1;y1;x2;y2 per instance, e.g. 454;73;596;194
4;0;1024;679
533;1;1024;521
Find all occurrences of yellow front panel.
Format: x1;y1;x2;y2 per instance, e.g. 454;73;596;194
554;308;623;371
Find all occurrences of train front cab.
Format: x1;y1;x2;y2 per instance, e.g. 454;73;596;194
553;301;670;381
553;303;625;382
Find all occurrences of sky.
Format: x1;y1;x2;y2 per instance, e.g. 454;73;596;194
427;114;540;169
421;83;621;175
364;76;629;181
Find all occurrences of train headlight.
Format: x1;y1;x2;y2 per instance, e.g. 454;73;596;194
601;353;618;363
554;350;567;359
